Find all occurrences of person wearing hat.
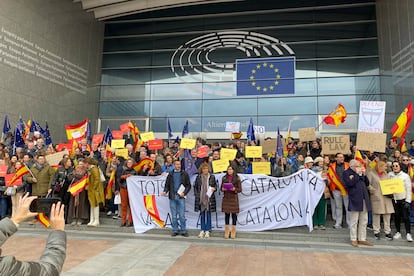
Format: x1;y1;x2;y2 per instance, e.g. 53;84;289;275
304;156;314;169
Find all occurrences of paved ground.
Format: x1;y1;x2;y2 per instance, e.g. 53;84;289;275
1;217;414;275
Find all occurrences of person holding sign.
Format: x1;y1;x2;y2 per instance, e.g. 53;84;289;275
193;163;217;239
366;161;394;241
343;159;372;247
388;161;413;242
221;166;242;239
119;158;137;227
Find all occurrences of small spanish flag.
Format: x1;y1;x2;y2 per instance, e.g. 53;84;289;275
323;104;347;127
354;149;366;169
69;175;88;196
105;170;115;200
38;213;50;228
133;158;154;173
8;165;30;186
143;195;165;228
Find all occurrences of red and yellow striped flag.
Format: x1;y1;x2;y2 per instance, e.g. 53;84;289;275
8;165;30;186
354;149;366;169
69;175;88;196
143;195;165;228
327;164;347;196
38;213;50;228
105;170;115;200
391;102;413;139
133;158;154;173
323;104;347;127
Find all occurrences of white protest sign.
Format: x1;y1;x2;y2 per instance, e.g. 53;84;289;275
127;170;325;233
358;101;386;133
225;121;241;132
253;125;265;134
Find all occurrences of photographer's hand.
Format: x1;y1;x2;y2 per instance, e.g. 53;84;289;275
11;193;38;225
50;201;65;231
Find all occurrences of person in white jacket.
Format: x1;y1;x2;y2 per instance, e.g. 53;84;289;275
0;193;66;275
388;161;413;242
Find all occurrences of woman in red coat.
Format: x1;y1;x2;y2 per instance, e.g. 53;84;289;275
221;166;242;239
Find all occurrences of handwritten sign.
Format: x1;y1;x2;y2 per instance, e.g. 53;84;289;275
180;138;196;149
148;139;163;150
225;121;240;132
245;146;262;158
45;150;69;167
115;148;129;159
252;162;271;175
111;139;125;149
356;132;386;153
140;132;155;142
212;159;229;173
220;148;237;161
379;178;405;195
321;135;351;155
262;139;277;154
298;127;316;142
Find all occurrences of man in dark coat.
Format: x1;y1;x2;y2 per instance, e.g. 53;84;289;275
343;159;372;247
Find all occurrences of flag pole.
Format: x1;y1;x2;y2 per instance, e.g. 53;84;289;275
317;103;340;130
24;163;36;179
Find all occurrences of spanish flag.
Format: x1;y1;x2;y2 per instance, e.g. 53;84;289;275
323;104;347;127
133;157;154;173
105;170;115;200
65;118;88;141
143;195;165;228
327;163;347;196
391;102;413;139
38;213;50;228
106;144;113;163
69;175;88;196
8;165;30;186
354;149;366;169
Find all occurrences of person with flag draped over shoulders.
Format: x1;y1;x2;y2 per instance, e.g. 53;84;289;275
343;159;372;247
68;159;90;225
118;158;137;227
7;160;26;218
0;193;66;275
327;153;350;229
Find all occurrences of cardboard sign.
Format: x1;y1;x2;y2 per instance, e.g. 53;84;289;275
197;145;209;158
321;135;351;155
220;148;237;161
298;127;316;142
115;148;129;159
225;121;240;132
148;139;163;150
45;150;69;167
245;146;263;158
111;139;125;149
252;162;271;175
0;165;8;177
380;178;405;195
262;139;277;154
92;134;104;145
112;130;124;140
140;132;155;142
356;132;386;153
212;159;229;173
180;138;196;149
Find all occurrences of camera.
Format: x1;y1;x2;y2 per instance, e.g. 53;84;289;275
29;198;61;213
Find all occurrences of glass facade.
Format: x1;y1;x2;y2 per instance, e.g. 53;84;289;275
99;0;379;135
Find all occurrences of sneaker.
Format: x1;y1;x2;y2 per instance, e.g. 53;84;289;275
204;231;210;238
333;225;342;229
407;233;413;242
171;232;178;237
367;224;373;230
198;231;205;238
313;226;319;230
374;233;380;240
106;211;112;216
112;215;121;220
393;232;402;240
115;210;119;215
385;234;393;241
182;232;189;237
319;225;326;230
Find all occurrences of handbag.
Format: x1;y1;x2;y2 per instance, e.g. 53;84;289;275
5;186;16;196
114;193;121;204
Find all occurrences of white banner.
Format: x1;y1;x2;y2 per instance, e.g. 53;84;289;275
358;101;386;133
127;170;325;234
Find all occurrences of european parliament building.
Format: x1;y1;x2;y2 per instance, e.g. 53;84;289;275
0;0;413;142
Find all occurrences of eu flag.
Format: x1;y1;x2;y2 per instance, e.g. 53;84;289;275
236;56;295;96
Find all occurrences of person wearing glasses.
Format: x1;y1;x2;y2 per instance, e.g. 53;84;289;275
388;161;413;242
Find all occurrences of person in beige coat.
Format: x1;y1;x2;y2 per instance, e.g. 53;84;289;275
367;161;394;240
85;158;104;227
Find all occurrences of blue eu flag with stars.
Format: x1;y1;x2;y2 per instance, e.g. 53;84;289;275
236;56;295;96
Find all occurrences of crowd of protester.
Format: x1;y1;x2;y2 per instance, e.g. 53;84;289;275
0;132;413;244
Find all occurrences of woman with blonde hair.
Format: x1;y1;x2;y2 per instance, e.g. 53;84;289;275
84;157;104;227
367;161;394;240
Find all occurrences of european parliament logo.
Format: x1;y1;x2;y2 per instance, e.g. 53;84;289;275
236;56;295;96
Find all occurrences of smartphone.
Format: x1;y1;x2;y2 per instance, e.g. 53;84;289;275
29;198;61;213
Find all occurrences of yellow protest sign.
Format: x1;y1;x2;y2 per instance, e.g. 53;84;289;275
111;139;125;149
115;148;129;159
180;138;196;149
379;178;405;195
245;146;262;158
252;162;271;175
212;159;229;173
140;132;155;142
220;148;237;161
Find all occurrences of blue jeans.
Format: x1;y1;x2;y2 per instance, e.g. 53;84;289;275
0;197;7;218
200;210;212;231
170;197;186;233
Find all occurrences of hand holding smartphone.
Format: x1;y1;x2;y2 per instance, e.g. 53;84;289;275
29;198;61;213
